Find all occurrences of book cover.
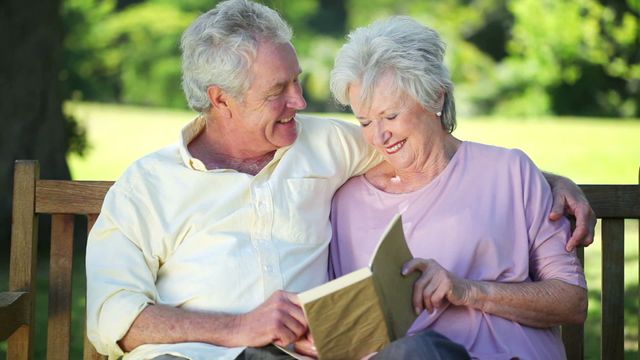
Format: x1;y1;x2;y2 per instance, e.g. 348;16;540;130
295;214;417;359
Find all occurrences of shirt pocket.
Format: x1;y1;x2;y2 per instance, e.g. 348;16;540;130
285;177;334;244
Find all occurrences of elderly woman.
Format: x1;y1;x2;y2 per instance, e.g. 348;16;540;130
328;17;588;359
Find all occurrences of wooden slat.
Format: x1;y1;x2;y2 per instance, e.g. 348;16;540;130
562;245;584;360
83;214;107;360
47;214;75;360
8;160;39;360
600;219;625;359
580;185;640;218
35;180;113;214
0;292;29;340
83;332;106;360
562;324;584;360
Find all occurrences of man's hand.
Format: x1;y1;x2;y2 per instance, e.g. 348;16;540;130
403;258;473;314
293;331;318;358
547;174;597;251
234;290;308;347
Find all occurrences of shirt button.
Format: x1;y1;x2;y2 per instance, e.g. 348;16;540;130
264;264;273;273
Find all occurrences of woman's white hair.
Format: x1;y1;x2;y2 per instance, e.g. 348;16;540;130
181;0;292;113
330;16;456;132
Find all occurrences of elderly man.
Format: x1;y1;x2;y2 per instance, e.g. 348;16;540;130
86;1;595;359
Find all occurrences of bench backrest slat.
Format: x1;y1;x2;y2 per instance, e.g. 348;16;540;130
8;161;39;360
562;246;585;360
581;184;640;218
47;214;76;360
600;218;626;359
35;180;113;214
83;214;104;360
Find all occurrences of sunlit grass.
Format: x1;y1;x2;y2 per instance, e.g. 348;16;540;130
66;102;640;185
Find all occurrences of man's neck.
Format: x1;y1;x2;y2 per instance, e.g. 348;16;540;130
204;151;275;175
187;116;275;175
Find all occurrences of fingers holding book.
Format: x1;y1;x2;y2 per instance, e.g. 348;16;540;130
403;258;473;314
236;290;309;347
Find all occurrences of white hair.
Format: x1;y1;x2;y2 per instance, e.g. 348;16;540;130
180;0;293;113
330;16;456;132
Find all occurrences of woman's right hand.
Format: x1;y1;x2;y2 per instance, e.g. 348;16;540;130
403;258;474;314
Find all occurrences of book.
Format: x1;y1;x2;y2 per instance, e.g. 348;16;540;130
294;214;418;360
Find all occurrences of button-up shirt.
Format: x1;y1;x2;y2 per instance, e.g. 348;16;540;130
86;114;379;360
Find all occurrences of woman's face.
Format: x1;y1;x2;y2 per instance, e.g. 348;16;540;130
348;73;444;172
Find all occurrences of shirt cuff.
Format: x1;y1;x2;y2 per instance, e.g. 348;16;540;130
97;291;154;357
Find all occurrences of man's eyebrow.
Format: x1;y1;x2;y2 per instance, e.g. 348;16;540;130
266;69;303;92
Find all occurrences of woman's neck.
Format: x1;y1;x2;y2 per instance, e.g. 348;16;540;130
367;135;461;194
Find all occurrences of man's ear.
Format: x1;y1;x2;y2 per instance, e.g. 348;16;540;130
207;85;232;117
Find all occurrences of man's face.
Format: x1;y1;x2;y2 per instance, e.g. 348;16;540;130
226;40;307;156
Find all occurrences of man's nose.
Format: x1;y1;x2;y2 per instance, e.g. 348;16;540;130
288;85;307;110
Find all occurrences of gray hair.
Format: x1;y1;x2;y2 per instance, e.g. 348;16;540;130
181;0;293;113
330;16;456;133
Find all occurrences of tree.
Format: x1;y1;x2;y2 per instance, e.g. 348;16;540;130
0;0;71;257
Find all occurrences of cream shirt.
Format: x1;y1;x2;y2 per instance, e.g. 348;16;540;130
86;114;379;360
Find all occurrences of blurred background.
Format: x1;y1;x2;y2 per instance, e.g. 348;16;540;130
1;0;639;358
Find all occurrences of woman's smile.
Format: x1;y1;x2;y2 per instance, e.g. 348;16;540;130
385;139;407;154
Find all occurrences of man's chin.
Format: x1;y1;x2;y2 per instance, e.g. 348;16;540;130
274;120;298;147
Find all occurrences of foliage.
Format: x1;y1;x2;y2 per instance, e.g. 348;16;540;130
61;0;118;102
494;0;640;117
60;0;640;117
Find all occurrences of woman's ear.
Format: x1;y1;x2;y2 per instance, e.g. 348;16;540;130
437;90;446;112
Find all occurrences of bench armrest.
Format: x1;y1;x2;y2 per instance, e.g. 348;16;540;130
0;291;30;340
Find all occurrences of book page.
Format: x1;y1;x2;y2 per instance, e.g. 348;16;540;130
298;267;372;303
369;214;419;340
273;344;316;360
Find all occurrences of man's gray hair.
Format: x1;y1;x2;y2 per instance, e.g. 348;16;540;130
330;16;456;133
181;0;293;113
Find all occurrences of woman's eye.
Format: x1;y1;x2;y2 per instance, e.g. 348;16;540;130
386;114;398;120
360;121;371;127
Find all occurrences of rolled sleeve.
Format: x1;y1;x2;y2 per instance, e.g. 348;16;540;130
517;150;587;289
86;185;161;356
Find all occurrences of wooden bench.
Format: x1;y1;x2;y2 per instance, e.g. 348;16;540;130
1;160;639;359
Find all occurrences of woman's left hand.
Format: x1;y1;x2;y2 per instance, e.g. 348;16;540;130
403;258;473;314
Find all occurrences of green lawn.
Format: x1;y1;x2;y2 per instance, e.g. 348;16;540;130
2;102;639;359
66;102;640;184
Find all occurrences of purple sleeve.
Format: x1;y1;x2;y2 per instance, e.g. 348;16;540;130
328;189;344;281
516;150;587;289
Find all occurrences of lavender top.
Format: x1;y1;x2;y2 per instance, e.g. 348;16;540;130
330;141;586;360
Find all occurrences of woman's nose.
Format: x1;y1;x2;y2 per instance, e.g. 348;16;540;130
373;123;391;146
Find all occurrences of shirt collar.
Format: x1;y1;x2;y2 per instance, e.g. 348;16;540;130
178;115;209;171
177;115;304;172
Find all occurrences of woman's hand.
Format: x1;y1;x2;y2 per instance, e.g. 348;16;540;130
404;258;587;327
403;258;473;314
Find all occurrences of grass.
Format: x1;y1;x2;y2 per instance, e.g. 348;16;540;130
65;102;640;184
2;102;639;359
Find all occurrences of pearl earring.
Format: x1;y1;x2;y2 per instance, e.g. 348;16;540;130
436;111;442;117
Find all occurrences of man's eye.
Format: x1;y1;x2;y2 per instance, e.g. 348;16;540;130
386;114;398;120
360;121;371;127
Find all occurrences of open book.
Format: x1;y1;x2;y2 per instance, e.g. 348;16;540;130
291;214;418;359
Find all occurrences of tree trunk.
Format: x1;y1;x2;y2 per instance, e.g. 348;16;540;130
0;0;70;260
